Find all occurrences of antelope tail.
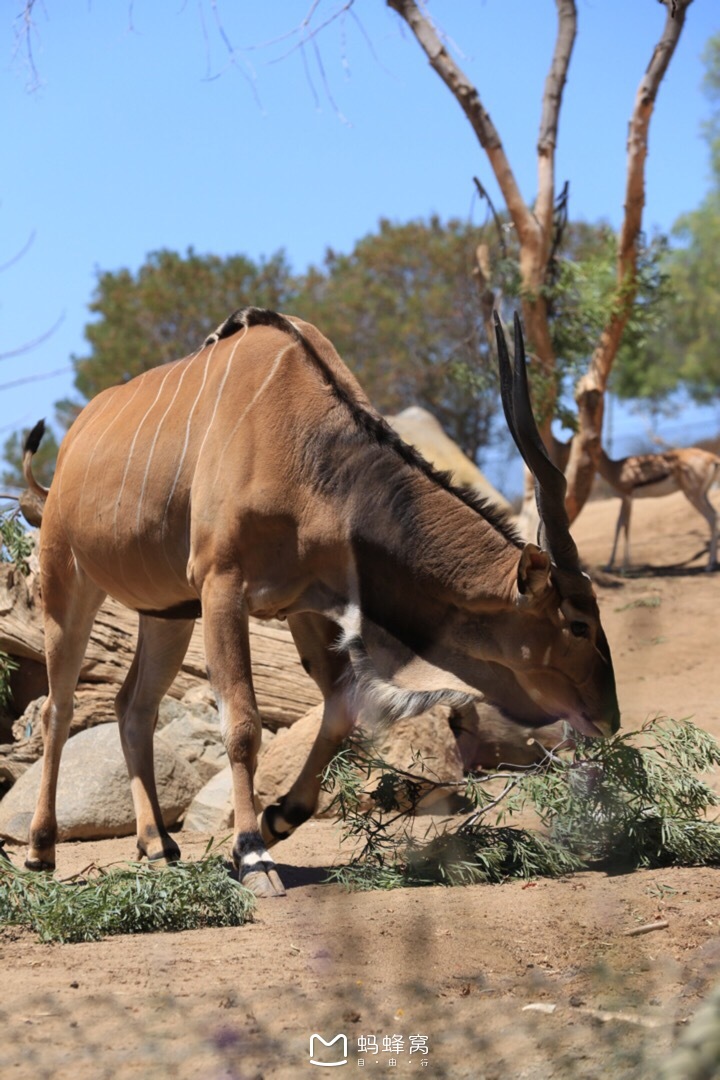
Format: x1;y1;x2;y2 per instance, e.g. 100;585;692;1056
23;419;50;501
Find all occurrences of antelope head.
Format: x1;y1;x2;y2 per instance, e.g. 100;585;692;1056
488;312;620;738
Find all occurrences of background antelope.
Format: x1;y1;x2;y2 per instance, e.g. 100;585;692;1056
597;446;720;572
23;309;619;898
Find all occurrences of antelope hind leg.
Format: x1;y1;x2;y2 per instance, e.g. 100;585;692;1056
115;615;195;863
26;562;106;871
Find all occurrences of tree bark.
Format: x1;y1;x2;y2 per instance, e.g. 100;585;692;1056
564;0;693;521
389;0;691;531
387;0;577;533
386;0;574;327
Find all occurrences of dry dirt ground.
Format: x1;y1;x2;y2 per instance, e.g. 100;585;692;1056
2;490;720;1080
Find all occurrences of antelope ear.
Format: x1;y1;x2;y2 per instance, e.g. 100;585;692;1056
517;543;552;601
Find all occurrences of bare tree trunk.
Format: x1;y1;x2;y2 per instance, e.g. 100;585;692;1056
387;0;574;351
387;0;576;533
564;0;693;522
388;0;693;535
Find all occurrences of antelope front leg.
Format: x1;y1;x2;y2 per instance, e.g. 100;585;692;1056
202;570;285;898
260;612;354;849
260;689;353;849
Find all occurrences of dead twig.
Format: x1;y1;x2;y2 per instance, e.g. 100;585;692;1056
623;920;669;937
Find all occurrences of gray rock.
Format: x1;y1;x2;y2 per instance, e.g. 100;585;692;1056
182;766;234;834
182;727;277;835
181;683;219;711
157;700;227;784
157;696;217;729
0;722;202;843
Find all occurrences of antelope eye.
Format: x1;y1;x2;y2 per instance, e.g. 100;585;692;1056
570;620;590;639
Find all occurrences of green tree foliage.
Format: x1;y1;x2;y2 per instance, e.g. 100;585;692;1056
653;189;720;404
0;212;677;489
0;506;34;568
555;227;675;409
0;506;30;708
702;32;720;180
295;216;502;459
69;246;295;403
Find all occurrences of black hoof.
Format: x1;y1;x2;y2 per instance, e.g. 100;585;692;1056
24;856;55;872
137;838;181;864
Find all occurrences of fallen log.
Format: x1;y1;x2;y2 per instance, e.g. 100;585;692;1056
0;562;321;729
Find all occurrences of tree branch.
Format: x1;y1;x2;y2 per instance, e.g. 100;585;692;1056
589;0;693;395
473;177;507;259
387;0;536;245
564;0;694;521
0;364;72;392
535;0;577;240
0;312;65;363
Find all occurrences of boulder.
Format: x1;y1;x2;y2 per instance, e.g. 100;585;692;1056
180;683;218;711
253;705;333;816
0;722;202;843
252;701;568;821
386;406;513;513
182;727;276;834
182;766;234;834
451;703;567;770
253;703;465;818
156;698;227;784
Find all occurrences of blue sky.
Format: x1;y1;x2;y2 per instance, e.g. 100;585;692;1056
2;1;718;494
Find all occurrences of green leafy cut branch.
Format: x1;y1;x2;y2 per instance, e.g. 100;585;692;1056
0;505;33;572
0;506;30;710
321;717;720;890
0;850;255;943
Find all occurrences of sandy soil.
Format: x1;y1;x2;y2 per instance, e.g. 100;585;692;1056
2;489;719;1080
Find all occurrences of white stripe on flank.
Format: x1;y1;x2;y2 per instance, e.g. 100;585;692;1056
193;327;248;473
210;341;293;491
134;358;199;580
77;376;149;533
113;364;178;550
57;391;117;516
160;345;215;570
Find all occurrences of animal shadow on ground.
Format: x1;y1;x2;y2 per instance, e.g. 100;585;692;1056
619;554;713;579
222;857;332;890
271;863;334;889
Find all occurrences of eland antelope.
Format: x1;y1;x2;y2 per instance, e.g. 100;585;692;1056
598;446;720;572
23;309;619;897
